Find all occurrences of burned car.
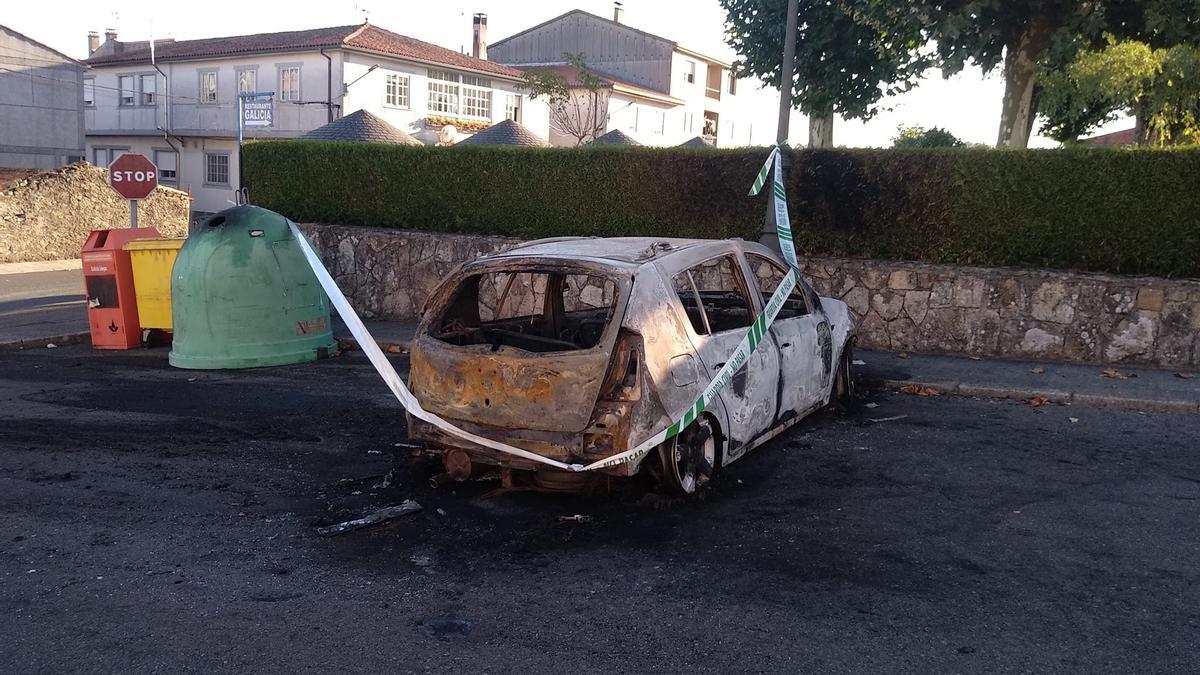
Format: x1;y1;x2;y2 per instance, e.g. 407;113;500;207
407;237;856;494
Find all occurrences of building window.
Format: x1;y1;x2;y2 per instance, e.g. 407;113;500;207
83;77;95;106
237;68;257;94
427;69;460;115
385;73;409;108
650;109;665;135
279;66;300;102
461;75;492;119
505;93;521;122
154;150;178;186
140;74;156;105
727;72;738;95
92;147;128;167
205;153;230;187
118;75;135;106
199;70;217;104
685;61;696;84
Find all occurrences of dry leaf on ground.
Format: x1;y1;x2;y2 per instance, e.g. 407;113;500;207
1175;372;1196;380
897;352;910;359
899;384;940;397
1030;367;1045;374
1100;368;1136;380
1026;396;1049;407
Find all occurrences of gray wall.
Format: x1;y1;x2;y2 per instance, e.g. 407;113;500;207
0;26;85;169
490;11;674;94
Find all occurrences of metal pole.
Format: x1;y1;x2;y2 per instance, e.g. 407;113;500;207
237;94;245;204
761;0;800;247
130;200;138;228
777;0;800;145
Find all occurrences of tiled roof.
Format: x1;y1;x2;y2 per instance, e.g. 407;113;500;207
679;136;715;149
85;23;523;78
300;110;422;145
1083;128;1139;146
589;129;641;146
456;119;550;147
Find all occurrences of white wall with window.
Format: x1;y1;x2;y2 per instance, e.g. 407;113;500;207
153;148;179;186
277;65;301;102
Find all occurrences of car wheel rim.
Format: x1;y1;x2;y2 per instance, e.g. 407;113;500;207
672;419;716;494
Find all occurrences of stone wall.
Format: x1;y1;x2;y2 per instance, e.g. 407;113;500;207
797;259;1200;368
302;224;1200;368
0;163;190;263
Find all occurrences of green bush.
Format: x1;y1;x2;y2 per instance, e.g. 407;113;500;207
244;141;1200;278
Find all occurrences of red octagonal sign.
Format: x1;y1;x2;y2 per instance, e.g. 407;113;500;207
108;153;158;200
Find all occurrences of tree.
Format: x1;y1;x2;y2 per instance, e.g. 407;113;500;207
1038;38;1200;145
861;0;1200;148
720;0;930;147
521;53;611;146
892;125;966;147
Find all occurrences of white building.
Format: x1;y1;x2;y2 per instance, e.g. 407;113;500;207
0;24;86;169
489;5;750;147
83;22;548;216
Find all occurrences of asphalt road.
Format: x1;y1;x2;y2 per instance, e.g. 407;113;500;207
2;346;1198;673
0;270;85;344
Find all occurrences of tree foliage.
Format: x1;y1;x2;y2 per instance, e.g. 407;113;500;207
892;125;965;148
719;0;929;125
1038;38;1200;144
521;53;611;146
860;0;1200;147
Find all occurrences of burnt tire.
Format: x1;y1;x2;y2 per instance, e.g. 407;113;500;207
831;340;856;411
660;416;717;496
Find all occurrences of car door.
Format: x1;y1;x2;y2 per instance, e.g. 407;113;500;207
745;253;829;417
669;253;781;460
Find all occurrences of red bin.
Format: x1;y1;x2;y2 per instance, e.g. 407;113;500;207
81;228;160;350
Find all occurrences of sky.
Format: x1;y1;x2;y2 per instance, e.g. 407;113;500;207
6;0;1130;147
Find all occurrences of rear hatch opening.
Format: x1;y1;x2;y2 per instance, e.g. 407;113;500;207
432;268;620;353
409;263;633;434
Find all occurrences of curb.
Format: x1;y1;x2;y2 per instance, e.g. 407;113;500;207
0;332;91;353
0;259;81;274
879;377;1200;416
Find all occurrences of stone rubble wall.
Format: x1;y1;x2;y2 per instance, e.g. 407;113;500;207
0;163;191;263
303;223;1200;368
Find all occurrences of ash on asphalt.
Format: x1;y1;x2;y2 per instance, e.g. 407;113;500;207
2;345;1199;672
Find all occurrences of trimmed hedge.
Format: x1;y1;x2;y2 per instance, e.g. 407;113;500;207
244;141;1200;278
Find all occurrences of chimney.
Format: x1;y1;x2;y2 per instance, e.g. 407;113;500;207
104;28;118;43
87;31;100;55
613;1;624;23
472;13;487;60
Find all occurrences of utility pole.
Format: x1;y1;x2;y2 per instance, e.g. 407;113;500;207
761;0;800;248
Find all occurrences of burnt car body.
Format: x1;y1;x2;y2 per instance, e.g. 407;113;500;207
407;237;856;493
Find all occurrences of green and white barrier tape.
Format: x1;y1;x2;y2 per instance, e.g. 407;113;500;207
291;145;800;472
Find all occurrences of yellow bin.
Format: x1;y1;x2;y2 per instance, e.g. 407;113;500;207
124;238;186;331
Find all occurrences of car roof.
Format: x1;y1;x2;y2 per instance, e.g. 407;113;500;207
490;236;741;267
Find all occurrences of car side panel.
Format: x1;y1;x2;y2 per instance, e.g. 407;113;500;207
623;267;731;452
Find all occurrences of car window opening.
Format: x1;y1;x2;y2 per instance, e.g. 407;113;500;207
433;270;618;352
747;253;812;318
672;255;755;335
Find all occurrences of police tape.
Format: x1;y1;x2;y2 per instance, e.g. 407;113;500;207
288;145;799;473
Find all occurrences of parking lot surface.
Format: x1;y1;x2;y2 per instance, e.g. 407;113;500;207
2;346;1198;672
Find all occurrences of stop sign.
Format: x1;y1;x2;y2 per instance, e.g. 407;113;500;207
108;153;158;200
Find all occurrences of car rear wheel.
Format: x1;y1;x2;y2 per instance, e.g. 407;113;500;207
660;416;717;496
